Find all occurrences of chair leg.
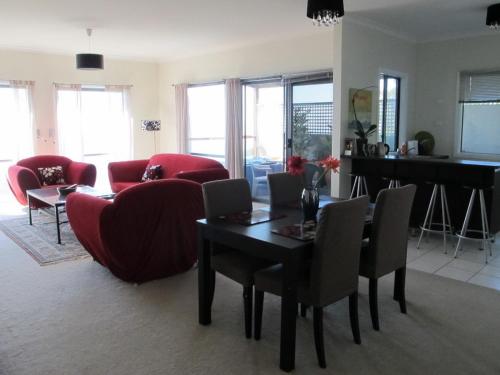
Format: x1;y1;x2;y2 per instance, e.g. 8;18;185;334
300;303;308;318
209;270;216;308
369;278;380;331
349;292;361;345
243;286;253;339
254;290;264;340
313;307;326;369
395;267;407;314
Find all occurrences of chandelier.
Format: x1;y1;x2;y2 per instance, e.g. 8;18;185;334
307;0;345;26
487;4;500;30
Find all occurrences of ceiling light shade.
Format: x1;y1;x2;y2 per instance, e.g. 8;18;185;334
486;4;500;30
307;0;344;26
76;53;104;70
76;29;104;70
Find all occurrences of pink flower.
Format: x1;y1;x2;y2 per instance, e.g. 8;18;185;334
320;156;341;173
287;156;308;176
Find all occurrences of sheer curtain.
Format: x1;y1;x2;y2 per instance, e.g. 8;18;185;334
55;83;84;161
175;83;189;154
225;78;243;178
104;85;133;161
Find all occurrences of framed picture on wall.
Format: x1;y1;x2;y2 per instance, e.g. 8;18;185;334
348;88;373;129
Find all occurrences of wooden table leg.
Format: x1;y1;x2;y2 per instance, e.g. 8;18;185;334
280;255;299;372
198;225;212;325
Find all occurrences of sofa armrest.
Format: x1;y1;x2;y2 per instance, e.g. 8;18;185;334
108;159;149;185
66;161;97;187
7;165;42;206
175;168;230;184
66;193;113;265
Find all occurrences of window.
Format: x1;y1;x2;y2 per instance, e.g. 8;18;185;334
56;84;132;188
378;74;401;152
459;71;500;156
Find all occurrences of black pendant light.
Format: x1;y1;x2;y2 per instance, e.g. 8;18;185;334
307;0;344;26
76;29;104;70
486;4;500;30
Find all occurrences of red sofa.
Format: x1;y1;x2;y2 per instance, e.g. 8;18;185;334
66;179;204;283
108;153;229;193
7;155;96;207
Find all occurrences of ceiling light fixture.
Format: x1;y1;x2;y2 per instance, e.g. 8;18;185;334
76;28;104;70
307;0;344;26
487;4;500;30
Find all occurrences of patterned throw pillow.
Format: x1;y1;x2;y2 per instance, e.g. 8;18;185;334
38;166;66;186
141;165;163;182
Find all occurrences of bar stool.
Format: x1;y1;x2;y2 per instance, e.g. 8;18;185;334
417;181;454;253
350;174;369;199
454;185;493;264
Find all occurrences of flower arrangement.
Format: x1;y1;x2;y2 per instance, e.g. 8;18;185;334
287;155;341;189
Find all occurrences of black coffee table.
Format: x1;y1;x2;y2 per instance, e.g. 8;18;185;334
26;185;115;244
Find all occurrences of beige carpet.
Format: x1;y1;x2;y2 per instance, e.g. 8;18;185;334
1;230;500;375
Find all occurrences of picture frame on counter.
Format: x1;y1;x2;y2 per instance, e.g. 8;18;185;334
344;138;354;156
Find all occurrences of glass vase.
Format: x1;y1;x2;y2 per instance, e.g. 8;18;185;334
301;187;320;223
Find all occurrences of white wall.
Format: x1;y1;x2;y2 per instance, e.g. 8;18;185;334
415;34;500;157
158;31;335;152
333;19;417;197
0;49;159;160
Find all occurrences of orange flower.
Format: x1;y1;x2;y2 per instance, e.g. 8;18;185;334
320;156;340;173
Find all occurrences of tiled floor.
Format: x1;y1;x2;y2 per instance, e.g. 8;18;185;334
406;232;500;291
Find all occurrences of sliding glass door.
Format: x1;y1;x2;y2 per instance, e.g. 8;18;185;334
288;80;333;197
243;80;284;200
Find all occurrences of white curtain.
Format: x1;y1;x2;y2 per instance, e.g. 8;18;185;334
1;81;35;161
225;78;243;178
104;85;133;161
175;83;189;154
55;83;84;161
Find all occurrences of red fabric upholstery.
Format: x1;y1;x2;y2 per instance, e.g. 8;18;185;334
6;155;96;206
108;154;228;193
66;179;204;283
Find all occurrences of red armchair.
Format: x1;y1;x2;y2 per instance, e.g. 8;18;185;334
66;179;204;283
108;153;229;193
7;155;96;206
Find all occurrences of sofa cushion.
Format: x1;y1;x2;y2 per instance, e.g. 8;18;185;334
37;166;66;186
141;165;163;182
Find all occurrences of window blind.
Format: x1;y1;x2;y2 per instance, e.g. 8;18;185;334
459;71;500;102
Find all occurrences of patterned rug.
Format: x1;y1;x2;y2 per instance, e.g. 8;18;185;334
0;212;89;265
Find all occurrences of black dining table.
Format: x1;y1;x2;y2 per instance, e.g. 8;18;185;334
197;204;372;372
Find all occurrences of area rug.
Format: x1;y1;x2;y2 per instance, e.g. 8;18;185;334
0;212;89;265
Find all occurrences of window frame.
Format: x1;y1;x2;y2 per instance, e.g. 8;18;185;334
378;74;401;152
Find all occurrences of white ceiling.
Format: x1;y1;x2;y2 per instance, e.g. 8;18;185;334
0;0;497;62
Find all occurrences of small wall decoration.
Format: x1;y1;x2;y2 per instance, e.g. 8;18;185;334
348;88;373;129
141;120;161;131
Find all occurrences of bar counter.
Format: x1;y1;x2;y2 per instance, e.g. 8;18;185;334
342;155;500;234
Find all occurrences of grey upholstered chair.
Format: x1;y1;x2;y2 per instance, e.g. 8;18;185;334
253;196;370;368
359;184;417;331
267;172;304;208
202;178;275;339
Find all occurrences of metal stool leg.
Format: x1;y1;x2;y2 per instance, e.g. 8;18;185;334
454;189;476;258
440;185;448;253
479;190;492;259
362;177;369;197
350;176;359;199
417;184;438;249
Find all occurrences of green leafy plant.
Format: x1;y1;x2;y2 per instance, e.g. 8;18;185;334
292;107;312;157
354;121;377;141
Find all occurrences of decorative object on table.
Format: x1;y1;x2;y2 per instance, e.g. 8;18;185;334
219;209;286;226
407;140;419;156
287;155;340;223
141;120;161;153
367;144;378;157
414;131;435;155
57;184;78;197
344;138;354;156
272;222;317;241
376;142;390;156
486;3;500;30
307;0;344;27
141;164;163;182
76;28;104;70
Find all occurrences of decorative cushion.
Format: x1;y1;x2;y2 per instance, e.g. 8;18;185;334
141;165;163;182
37;166;66;186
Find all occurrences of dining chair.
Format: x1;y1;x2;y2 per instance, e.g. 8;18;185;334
251;164;272;198
267;172;304;208
253;196;370;368
202;178;275;339
359;184;417;331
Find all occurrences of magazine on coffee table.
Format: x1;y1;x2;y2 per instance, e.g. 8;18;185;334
272;221;317;241
220;209;286;226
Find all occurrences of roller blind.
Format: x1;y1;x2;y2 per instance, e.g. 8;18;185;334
460;71;500;103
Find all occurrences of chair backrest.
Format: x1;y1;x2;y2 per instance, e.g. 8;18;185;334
17;155;72;183
368;184;417;277
309;196;370;306
268;172;304;208
202;178;253;219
